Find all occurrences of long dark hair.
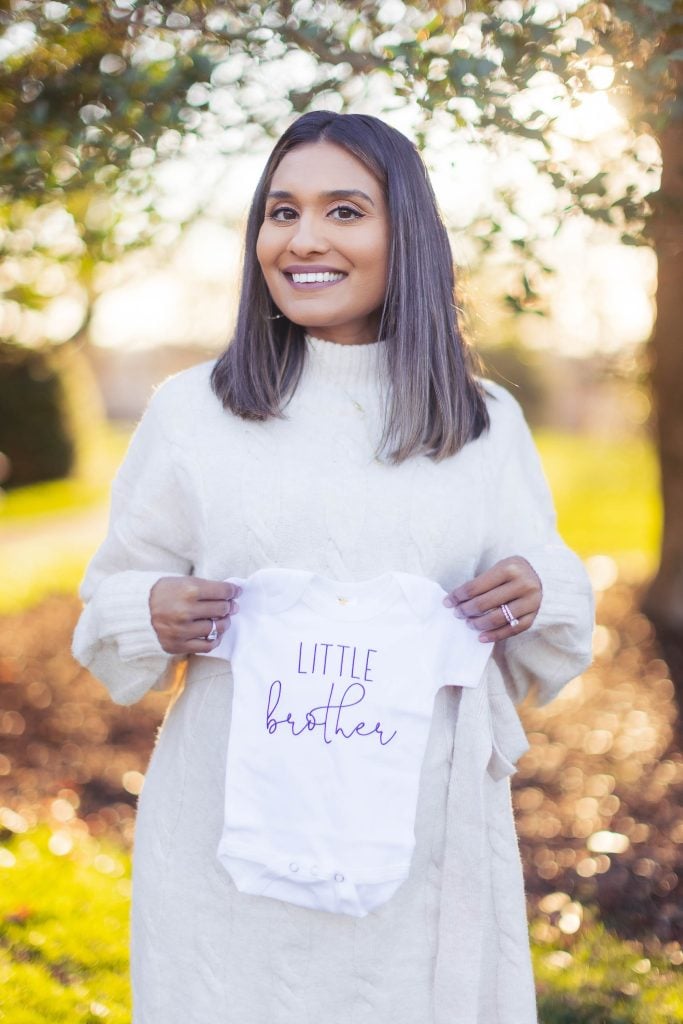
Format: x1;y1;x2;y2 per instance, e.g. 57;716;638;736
211;111;489;461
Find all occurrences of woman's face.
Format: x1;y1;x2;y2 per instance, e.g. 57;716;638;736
256;141;389;346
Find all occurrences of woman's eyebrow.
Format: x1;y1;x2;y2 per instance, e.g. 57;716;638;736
266;188;375;206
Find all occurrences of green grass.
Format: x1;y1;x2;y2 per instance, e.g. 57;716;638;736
1;826;681;1022
0;552;97;616
0;425;131;524
534;923;683;1023
0;477;114;524
0;424;130;614
0;827;131;1024
536;431;661;572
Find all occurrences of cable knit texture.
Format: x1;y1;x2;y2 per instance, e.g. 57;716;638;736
72;335;594;1024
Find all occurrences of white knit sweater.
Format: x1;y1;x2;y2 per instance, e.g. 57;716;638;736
73;335;594;1024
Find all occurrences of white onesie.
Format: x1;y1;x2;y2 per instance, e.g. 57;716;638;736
206;568;493;917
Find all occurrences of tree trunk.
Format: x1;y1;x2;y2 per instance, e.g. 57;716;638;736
642;65;683;724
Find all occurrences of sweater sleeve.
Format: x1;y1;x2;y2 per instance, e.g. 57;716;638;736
72;384;201;706
477;383;594;706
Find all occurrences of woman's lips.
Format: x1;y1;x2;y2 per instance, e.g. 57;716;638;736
282;269;347;290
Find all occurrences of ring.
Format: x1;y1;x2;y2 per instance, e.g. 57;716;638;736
206;619;218;642
500;603;520;628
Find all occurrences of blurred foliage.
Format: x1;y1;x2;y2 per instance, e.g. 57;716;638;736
0;340;75;485
0;0;680;336
0;337;105;487
0;420;129;521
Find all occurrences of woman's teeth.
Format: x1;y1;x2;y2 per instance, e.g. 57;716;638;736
290;271;345;284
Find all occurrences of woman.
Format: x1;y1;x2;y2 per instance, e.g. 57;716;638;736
73;111;593;1024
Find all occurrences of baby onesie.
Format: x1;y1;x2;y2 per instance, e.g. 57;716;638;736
205;568;493;917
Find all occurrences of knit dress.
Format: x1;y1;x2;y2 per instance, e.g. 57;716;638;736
72;335;594;1024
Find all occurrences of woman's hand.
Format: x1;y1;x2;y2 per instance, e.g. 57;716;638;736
149;577;241;655
443;556;542;643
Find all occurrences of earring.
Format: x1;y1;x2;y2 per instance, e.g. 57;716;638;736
265;313;284;320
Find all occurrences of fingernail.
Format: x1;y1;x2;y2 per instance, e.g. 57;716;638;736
466;619;478;629
479;634;491;643
452;606;465;618
443;596;453;607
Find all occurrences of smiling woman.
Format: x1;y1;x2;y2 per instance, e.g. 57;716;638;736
256;143;389;346
72;111;594;1024
211;111;489;459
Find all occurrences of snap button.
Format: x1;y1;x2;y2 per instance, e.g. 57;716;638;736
310;865;319;877
289;862;299;873
334;872;344;883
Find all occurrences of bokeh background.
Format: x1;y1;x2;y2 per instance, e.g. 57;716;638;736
1;2;682;1021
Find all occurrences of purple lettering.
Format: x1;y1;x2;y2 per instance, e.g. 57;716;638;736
297;644;307;675
266;679;282;733
336;644;349;675
320;642;333;674
364;649;377;683
264;679;396;747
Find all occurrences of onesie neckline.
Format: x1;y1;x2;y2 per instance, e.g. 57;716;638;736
299;572;404;622
232;568;442;623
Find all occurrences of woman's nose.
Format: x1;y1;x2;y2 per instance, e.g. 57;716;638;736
287;214;329;256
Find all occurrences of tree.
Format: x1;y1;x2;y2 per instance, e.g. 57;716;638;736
0;2;668;324
2;0;682;697
641;51;683;700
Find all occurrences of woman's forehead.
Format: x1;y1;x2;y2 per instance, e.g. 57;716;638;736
269;141;383;198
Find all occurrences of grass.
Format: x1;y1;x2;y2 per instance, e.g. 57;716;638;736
0;424;131;523
0;424;130;615
0;826;681;1023
0;826;131;1024
536;430;661;574
534;924;683;1024
0;428;660;615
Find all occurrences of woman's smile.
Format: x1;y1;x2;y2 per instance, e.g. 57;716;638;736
282;264;348;289
256;141;389;345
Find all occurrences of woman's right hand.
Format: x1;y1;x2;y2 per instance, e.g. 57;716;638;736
149;577;241;655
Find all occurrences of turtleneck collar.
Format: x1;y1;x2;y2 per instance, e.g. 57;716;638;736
305;334;386;393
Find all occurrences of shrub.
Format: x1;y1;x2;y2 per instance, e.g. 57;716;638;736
0;342;76;487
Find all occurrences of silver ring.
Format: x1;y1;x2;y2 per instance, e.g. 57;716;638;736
206;619;218;642
500;603;520;628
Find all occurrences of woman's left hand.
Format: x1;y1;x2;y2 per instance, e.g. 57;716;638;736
443;556;542;643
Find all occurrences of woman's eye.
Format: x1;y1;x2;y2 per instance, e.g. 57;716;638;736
269;206;298;222
330;205;362;221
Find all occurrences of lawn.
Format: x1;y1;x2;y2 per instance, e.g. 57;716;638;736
0;826;130;1024
0;424;131;524
535;431;661;575
0;424;130;614
1;826;682;1024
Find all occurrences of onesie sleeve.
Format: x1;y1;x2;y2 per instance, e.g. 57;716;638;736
477;383;594;706
432;610;493;691
72;383;201;706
